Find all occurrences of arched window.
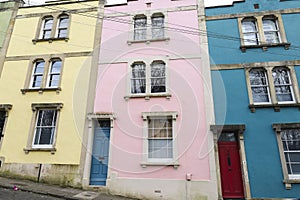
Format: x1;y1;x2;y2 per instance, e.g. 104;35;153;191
249;68;270;103
131;62;146;94
40;16;53;39
134;15;147;41
47;59;62;88
151;61;166;93
262;16;280;44
30;60;45;88
151;13;164;39
272;67;294;102
242;18;259;45
56;14;69;38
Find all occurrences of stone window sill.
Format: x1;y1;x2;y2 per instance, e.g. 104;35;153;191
124;93;171;101
240;42;290;52
21;87;61;95
140;161;179;169
23;147;56;155
127;37;170;45
32;37;69;44
283;179;300;189
249;103;300;113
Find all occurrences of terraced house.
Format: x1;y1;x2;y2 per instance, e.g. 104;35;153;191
84;0;218;199
0;0;103;186
206;0;300;199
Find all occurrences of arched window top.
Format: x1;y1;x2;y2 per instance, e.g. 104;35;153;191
58;13;69;19
134;14;147;20
249;68;268;86
132;61;146;67
33;58;45;64
262;15;277;21
242;18;257;33
151;12;164;18
151;60;165;66
50;57;62;62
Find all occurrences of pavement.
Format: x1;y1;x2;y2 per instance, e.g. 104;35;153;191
0;176;137;200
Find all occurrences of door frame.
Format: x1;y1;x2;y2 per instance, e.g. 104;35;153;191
82;113;115;187
211;124;251;200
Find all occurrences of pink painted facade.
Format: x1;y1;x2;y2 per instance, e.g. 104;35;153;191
93;0;216;198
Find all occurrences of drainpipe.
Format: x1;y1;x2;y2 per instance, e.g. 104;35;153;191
37;164;42;182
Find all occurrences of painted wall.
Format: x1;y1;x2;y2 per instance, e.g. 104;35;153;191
0;0;99;185
94;0;217;199
0;1;15;48
207;0;300;198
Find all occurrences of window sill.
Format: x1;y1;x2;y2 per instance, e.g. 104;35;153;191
249;103;300;113
140;161;179;169
127;37;170;45
32;37;69;44
283;179;300;189
240;42;290;52
21;87;61;95
124;93;171;101
23;147;56;155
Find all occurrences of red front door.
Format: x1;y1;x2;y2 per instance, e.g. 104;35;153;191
218;135;244;199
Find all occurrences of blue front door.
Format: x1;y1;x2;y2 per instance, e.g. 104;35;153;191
90;126;110;185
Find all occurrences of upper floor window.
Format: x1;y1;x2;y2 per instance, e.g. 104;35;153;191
56;14;69;38
33;13;70;43
134;15;147;41
273;123;300;188
249;68;270;104
40;17;53;39
131;12;167;42
241;18;259;45
239;14;289;51
151;14;164;39
246;65;299;112
22;57;63;93
130;60;167;96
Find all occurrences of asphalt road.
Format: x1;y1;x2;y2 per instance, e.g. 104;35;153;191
0;187;63;200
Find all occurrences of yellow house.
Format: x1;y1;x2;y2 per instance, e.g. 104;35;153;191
0;0;103;186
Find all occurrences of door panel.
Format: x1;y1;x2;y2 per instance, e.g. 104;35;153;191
218;141;244;199
90;127;110;186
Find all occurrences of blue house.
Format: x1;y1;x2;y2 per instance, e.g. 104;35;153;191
206;0;300;199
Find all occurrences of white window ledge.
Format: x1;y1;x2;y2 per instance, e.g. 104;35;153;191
127;37;170;45
23;147;56;155
140;161;179;169
124;93;171;101
249;103;300;112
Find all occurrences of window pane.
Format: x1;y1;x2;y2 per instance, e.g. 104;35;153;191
59;17;69;28
58;29;67;38
152;16;164;39
263;19;280;44
151;62;166;93
218;132;236;142
131;63;146;94
242;20;258;45
32;75;43;88
44;18;53;29
34;62;45;73
0;111;6;136
43;30;51;39
49;75;60;87
272;67;294;102
281;128;300;175
34;110;57;146
50;61;62;73
38;128;53;144
148;139;173;159
249;69;270;103
134;17;147;40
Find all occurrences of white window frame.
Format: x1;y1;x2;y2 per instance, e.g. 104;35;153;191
151;13;165;40
55;14;70;38
241;18;259;45
129;12;168;43
39;16;54;39
30;60;46;89
249;68;271;105
262;17;281;44
246;65;300;110
133;15;147;41
128;59;169;98
272;67;295;104
46;59;62;88
141;112;179;168
32;109;58;149
273;123;300;189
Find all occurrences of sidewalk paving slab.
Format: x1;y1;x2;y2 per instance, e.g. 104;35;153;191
0;176;137;200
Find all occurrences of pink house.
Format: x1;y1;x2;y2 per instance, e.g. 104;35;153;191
83;0;217;199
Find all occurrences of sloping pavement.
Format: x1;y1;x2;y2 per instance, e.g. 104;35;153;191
0;176;137;200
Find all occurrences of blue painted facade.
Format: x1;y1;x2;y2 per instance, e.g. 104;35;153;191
206;0;300;198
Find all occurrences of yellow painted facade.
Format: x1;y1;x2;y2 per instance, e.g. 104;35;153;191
0;0;101;185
